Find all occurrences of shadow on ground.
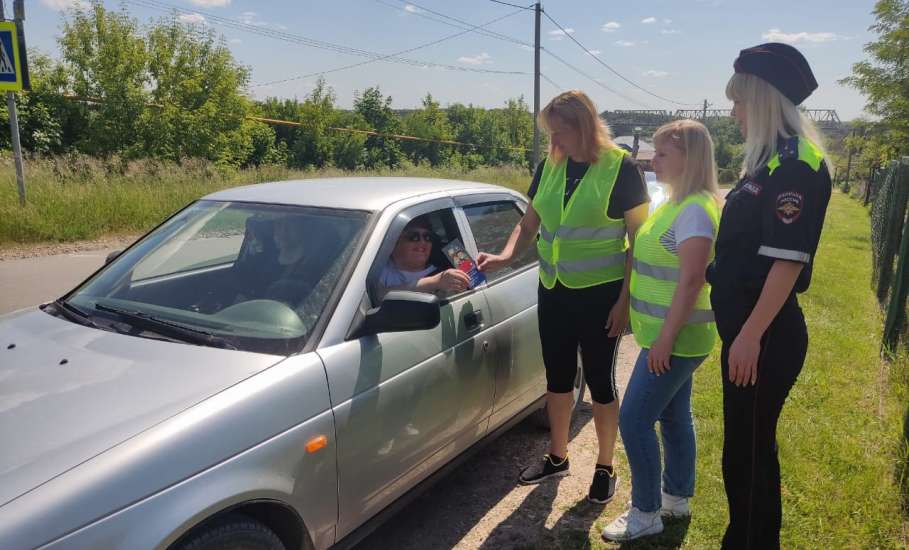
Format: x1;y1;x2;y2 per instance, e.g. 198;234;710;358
354;401;595;549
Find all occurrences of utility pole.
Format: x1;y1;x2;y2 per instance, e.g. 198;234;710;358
844;127;856;189
0;1;25;206
531;2;541;170
701;99;709;124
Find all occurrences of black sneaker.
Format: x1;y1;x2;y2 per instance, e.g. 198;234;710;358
588;466;618;504
518;454;570;485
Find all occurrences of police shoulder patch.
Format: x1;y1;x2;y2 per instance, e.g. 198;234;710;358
775;191;803;224
778;136;799;161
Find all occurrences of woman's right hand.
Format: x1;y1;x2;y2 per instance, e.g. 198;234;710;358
434;269;471;292
476;252;509;273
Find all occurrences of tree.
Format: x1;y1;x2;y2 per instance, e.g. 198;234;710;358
401;93;452;166
58;2;148;155
841;0;909;154
354;86;403;169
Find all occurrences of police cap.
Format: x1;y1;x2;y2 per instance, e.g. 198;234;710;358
733;42;818;106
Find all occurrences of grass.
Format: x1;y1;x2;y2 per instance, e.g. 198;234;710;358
0;155;531;245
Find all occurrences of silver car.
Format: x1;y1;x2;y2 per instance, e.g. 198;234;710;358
0;178;592;550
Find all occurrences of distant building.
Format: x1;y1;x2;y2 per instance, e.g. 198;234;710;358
614;135;654;170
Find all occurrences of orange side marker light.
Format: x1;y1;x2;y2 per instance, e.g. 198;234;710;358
305;435;328;453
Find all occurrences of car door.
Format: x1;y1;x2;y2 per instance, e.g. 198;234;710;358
318;199;496;540
457;193;548;431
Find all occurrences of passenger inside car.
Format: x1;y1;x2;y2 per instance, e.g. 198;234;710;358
378;215;470;297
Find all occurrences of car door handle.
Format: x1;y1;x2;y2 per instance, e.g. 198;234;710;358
464;310;484;331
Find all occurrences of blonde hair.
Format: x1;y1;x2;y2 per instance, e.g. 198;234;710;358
539;90;617;163
653;119;720;202
725;72;826;177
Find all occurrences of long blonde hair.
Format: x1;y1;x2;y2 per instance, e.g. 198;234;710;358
539;90;617;163
653;119;720;202
725;72;826;177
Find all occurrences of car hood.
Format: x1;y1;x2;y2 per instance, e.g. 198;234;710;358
0;309;282;507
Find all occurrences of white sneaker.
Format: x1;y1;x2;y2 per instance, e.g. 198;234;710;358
602;506;664;541
660;491;691;518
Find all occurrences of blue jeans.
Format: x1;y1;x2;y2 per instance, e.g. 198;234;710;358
619;349;706;512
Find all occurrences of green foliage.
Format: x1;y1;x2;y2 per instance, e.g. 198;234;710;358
354;86;403;169
841;0;909;154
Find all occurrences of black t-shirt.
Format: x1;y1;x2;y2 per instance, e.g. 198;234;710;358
526;155;649;219
707;137;832;305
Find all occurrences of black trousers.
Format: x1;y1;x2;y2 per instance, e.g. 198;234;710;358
538;280;622;404
716;299;807;550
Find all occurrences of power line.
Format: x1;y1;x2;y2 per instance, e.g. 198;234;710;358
540;72;561;90
374;0;532;47
488;0;535;10
252;6;529;87
542;10;697;107
541;47;653;109
395;0;533;48
125;0;527;77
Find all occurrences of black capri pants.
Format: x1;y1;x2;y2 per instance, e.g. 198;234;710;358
537;279;623;404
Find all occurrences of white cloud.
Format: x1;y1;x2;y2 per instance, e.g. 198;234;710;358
663;18;673;25
762;28;842;44
642;17;657;24
643;70;669;78
602;21;621;32
589;49;601;56
661;29;681;35
549;28;575;41
178;13;206;25
615;40;635;47
190;0;230;7
404;4;418;12
40;0;88;10
458;52;492;65
237;11;268;26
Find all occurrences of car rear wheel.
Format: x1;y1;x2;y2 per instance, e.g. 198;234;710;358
175;513;285;550
533;350;586;428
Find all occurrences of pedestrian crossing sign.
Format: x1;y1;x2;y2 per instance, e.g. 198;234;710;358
0;21;26;92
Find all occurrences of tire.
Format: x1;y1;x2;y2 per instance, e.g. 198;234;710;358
533;350;586;429
176;514;285;550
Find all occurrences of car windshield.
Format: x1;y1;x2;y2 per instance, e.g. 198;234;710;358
64;200;370;355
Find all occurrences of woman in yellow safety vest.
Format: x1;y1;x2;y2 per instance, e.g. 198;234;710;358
477;90;650;504
602;120;720;542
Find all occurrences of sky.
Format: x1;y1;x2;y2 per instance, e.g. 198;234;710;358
31;0;879;121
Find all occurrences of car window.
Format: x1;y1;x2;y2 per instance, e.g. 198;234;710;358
67;201;369;355
463;201;537;282
371;207;477;304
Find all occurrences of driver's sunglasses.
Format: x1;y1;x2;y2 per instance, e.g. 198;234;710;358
403;230;433;243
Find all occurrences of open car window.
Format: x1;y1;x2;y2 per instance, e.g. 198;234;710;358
65;200;370;355
369;207;474;305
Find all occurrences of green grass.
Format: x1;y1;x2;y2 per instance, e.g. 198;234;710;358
582;191;908;549
0;155;531;245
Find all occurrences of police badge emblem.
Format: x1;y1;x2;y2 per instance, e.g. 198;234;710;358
776;191;803;224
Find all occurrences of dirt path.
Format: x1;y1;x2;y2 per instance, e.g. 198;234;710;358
0;234;142;262
355;336;649;550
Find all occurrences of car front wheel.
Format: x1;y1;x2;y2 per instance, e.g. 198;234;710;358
175;514;285;550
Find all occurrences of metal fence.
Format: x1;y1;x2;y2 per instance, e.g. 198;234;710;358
867;157;909;353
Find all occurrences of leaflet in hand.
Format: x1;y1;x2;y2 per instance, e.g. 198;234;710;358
442;239;487;289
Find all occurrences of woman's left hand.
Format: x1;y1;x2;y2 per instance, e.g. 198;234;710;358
605;294;630;338
728;331;761;386
647;335;673;375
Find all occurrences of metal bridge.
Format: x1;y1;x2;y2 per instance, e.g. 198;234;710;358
605;108;845;135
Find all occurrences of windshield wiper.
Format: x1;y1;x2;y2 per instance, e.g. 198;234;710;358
46;298;101;329
93;302;236;350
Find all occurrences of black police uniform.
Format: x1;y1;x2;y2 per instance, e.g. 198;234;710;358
707;135;831;549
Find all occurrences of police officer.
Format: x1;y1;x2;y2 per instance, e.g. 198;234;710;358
477;90;649;505
707;43;832;549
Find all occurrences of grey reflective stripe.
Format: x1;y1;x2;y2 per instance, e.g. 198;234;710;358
631;297;715;323
757;246;811;263
633;258;679;281
539;224;625;243
539;258;556;278
557;253;626;273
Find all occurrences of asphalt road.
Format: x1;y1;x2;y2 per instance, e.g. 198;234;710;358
0;248;117;315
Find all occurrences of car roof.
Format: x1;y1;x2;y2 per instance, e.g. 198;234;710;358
203;177;512;211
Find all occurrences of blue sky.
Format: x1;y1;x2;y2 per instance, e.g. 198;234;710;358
33;0;877;120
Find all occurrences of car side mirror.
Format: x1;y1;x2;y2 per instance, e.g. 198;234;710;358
353;290;440;338
105;250;122;265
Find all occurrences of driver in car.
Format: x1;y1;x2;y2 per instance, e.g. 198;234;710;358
378;216;470;297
